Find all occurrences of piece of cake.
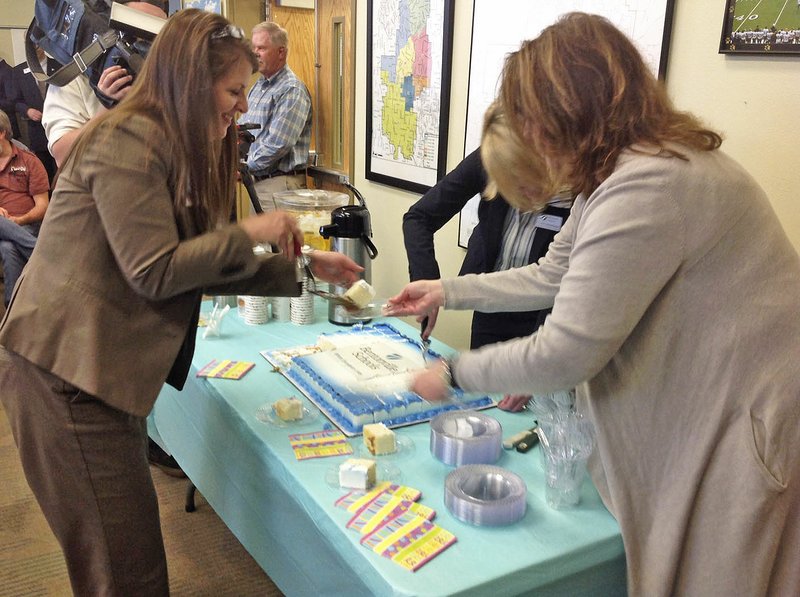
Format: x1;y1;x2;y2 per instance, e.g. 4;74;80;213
338;458;376;490
343;279;376;309
274;397;303;421
363;423;397;455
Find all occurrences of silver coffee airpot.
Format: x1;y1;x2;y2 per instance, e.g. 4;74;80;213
319;205;379;325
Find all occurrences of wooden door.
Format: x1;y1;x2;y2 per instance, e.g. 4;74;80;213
314;0;355;182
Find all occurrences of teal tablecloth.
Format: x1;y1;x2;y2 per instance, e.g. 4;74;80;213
152;301;626;596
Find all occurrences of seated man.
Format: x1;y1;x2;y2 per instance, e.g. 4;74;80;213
0;109;49;306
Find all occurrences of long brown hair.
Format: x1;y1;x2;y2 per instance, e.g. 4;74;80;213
500;12;722;197
69;9;256;231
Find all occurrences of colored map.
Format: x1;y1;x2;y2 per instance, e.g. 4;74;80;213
370;0;445;186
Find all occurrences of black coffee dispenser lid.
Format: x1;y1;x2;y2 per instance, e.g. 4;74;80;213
319;205;372;239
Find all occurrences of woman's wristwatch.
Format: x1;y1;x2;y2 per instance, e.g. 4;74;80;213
440;358;460;390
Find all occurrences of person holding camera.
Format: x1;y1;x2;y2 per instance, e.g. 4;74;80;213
0;10;362;595
42;0;167;167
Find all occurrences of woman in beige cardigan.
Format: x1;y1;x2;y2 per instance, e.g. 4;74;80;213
386;13;800;597
0;10;361;596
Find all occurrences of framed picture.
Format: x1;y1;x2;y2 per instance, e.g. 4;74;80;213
719;0;800;54
365;0;455;194
181;0;225;15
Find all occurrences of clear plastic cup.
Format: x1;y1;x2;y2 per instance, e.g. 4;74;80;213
543;451;589;509
537;411;595;509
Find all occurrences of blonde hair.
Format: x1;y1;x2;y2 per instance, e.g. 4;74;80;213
69;9;256;232
500;12;722;197
252;21;289;52
480;102;554;212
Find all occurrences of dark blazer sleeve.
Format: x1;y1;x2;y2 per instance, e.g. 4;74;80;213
402;148;487;281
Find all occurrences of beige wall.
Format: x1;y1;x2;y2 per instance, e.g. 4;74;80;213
0;2;33;65
353;1;800;351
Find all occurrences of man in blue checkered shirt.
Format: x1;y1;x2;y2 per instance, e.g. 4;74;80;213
238;21;312;212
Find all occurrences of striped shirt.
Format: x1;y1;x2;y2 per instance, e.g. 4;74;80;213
494;196;573;271
238;65;312;177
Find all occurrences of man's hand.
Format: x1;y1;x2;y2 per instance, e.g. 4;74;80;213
26;108;43;122
97;65;134;102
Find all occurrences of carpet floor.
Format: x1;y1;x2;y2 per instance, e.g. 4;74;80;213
0;400;284;597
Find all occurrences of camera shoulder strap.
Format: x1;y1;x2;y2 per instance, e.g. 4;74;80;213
25;20;119;88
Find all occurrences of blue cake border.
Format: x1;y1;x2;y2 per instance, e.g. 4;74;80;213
262;323;495;436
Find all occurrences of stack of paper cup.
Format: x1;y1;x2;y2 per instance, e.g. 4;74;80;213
271;297;291;322
290;277;315;325
243;296;269;325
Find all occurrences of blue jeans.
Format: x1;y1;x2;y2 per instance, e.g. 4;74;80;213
0;218;40;306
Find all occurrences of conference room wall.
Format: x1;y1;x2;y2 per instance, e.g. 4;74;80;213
352;1;800;352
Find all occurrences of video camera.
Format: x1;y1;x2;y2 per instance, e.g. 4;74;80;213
237;122;260;163
26;0;166;108
235;123;264;214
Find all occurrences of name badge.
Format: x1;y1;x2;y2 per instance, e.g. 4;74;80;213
23;67;31;75
534;214;563;232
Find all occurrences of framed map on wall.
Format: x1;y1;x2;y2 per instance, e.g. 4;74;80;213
365;0;455;194
457;0;676;248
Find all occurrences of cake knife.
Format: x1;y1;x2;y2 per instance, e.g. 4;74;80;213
419;316;431;364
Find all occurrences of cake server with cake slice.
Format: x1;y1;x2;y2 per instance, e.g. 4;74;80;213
298;252;384;316
298;250;361;308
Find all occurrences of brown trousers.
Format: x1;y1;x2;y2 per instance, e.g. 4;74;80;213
0;347;169;596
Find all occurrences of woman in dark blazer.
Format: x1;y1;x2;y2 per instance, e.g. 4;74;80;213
403;148;570;350
0;10;360;596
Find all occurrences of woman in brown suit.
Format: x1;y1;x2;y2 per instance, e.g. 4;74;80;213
0;10;361;596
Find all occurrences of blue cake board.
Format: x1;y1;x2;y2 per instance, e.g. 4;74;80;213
261;323;495;436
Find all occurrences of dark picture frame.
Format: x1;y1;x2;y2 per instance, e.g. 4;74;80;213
365;0;455;194
720;0;800;54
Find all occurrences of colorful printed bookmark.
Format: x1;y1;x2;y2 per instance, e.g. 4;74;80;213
289;430;353;460
196;359;255;380
360;511;457;572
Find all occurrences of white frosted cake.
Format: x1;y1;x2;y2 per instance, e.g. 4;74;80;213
272;324;494;435
339;458;376;490
343;279;376;309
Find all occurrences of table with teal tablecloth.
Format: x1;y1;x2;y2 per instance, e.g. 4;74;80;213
152;301;626;596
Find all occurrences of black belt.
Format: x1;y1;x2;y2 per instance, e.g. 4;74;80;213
253;168;306;182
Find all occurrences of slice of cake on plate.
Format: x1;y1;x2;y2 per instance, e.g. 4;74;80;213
274;397;303;421
363;423;397;455
339;458;376;490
